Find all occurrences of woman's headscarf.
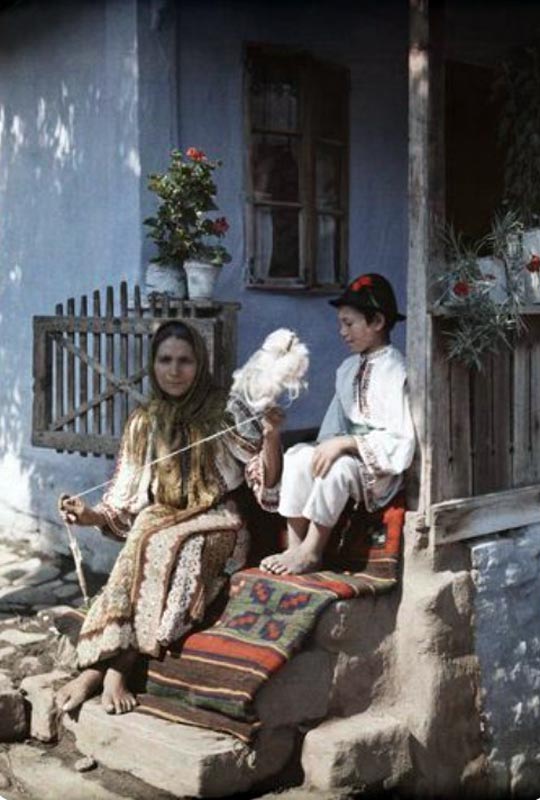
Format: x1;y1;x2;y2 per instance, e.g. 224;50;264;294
133;320;227;509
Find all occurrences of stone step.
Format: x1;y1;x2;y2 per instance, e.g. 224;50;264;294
63;698;296;798
301;709;412;791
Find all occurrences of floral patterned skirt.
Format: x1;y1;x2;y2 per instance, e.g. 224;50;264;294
76;501;248;668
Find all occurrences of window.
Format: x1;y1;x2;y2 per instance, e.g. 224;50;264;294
245;45;349;290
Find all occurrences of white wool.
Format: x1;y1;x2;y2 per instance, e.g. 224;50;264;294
231;328;309;412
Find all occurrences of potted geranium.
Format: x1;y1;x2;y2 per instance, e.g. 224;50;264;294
144;147;231;299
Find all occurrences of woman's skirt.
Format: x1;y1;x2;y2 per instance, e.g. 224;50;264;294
76;501;247;668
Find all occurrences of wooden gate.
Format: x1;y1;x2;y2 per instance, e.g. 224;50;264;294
32;282;239;456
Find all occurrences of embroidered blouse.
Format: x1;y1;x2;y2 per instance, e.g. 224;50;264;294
94;393;280;540
317;345;415;511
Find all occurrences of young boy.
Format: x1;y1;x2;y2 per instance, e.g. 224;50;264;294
260;273;415;576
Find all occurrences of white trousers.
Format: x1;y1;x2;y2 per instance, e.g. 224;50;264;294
278;443;363;528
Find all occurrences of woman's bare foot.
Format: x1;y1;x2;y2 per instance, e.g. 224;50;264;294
260;544;321;575
101;649;138;714
101;666;138;714
56;668;104;713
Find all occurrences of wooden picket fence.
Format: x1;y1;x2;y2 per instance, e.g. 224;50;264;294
32;283;239;457
431;313;540;502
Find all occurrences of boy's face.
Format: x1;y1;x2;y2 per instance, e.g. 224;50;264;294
337;306;387;354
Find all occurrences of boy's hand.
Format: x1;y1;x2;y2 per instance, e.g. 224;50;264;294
312;436;355;478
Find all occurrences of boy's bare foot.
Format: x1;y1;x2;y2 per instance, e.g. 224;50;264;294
56;668;104;713
101;666;138;714
260;544;321;575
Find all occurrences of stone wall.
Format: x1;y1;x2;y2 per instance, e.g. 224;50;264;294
470;524;540;796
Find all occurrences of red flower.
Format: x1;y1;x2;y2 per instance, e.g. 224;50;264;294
453;281;471;298
526;254;540;273
186;147;206;162
212;216;229;235
350;276;373;292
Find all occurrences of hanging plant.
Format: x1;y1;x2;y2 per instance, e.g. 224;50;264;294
434;211;528;370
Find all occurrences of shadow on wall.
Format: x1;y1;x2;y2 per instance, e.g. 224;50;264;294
0;0;141;553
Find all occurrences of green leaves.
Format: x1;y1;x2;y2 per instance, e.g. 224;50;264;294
144;149;231;267
435;216;527;371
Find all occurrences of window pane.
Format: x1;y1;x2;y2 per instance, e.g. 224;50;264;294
316;144;343;210
316;214;341;284
255;207;300;279
249;57;299;131
252;135;300;203
314;68;347;140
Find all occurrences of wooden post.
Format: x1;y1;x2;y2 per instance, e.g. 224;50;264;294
32;321;53;447
407;0;446;514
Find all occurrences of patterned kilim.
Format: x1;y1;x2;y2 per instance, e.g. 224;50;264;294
134;494;406;742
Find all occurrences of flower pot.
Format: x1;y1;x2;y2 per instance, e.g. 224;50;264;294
184;260;220;300
145;263;187;299
522;228;540;303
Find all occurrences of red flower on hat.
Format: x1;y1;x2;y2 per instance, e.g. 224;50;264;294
186;147;206;162
350;276;373;292
526;254;540;273
453;281;471;298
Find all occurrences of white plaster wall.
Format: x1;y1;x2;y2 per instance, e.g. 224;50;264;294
0;0;142;569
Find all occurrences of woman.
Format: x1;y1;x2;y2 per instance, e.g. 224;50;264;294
57;320;283;715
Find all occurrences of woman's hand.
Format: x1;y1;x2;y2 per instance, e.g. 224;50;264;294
58;494;103;527
262;407;286;440
311;436;356;478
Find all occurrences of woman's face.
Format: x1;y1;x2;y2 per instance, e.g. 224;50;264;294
154;337;198;398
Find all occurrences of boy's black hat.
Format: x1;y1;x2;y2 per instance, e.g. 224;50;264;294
329;273;406;322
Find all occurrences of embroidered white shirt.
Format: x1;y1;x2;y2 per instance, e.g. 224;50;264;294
317;345;415;511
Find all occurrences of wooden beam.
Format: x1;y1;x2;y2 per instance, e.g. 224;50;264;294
431;484;540;544
407;0;446;512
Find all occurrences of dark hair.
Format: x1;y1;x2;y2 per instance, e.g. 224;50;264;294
348;306;395;334
150;320;197;363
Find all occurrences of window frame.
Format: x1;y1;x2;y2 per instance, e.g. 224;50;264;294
244;43;350;292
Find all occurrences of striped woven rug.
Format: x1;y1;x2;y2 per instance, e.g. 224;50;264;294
135;495;406;741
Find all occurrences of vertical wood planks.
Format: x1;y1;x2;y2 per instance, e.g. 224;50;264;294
529;317;540;483
79;296;88;445
92;291;102;441
106;286;114;436
66;298;76;437
512;330;533;486
134;285;144;396
54;303;64;433
431;326;452;503
491;348;512;491
471;358;494;495
448;357;473;500
120;281;129;421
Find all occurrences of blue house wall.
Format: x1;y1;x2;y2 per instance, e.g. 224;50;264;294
0;0;408;564
173;0;409;430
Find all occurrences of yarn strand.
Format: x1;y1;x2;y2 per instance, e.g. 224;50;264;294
69;413;262;501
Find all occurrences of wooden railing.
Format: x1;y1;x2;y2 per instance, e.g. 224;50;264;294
431;311;540;504
32;282;239;456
